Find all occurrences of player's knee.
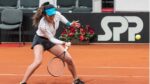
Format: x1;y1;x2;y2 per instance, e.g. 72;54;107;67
35;60;42;65
33;58;42;66
65;56;73;65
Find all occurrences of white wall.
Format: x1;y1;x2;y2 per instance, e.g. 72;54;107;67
39;0;57;7
92;0;102;13
115;0;149;12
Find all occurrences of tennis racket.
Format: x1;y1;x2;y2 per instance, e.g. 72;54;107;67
47;46;69;77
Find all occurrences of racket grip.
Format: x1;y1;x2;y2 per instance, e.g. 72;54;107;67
64;42;71;52
64;46;69;52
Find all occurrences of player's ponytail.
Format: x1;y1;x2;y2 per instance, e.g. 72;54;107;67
32;2;50;27
32;6;44;27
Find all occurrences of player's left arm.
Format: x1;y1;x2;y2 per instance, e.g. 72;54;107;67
57;11;80;28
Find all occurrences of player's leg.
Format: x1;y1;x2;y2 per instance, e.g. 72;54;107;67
48;45;78;78
48;45;84;84
20;44;44;84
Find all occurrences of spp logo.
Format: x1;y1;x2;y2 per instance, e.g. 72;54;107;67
98;16;143;41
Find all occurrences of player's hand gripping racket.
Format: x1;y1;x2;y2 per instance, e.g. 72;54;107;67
47;42;70;77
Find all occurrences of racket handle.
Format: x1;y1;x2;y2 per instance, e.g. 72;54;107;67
64;46;68;52
65;43;70;51
64;42;71;52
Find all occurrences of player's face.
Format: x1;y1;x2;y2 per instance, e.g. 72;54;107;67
45;15;55;23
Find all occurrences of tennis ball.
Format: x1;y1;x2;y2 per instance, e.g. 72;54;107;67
135;34;141;40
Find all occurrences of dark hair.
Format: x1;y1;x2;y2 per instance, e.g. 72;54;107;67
43;2;50;6
32;2;55;27
42;4;55;15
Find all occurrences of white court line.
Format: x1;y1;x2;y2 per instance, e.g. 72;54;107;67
18;66;148;69
77;67;148;69
0;74;148;78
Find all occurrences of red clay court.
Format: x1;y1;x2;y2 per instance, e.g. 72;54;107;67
0;43;149;84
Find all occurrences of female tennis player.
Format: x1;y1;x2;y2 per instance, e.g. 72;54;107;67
20;4;84;84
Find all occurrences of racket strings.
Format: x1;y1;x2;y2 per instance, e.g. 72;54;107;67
47;58;65;76
47;50;67;77
57;51;66;61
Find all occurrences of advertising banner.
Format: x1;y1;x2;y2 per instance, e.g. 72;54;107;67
59;12;149;43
